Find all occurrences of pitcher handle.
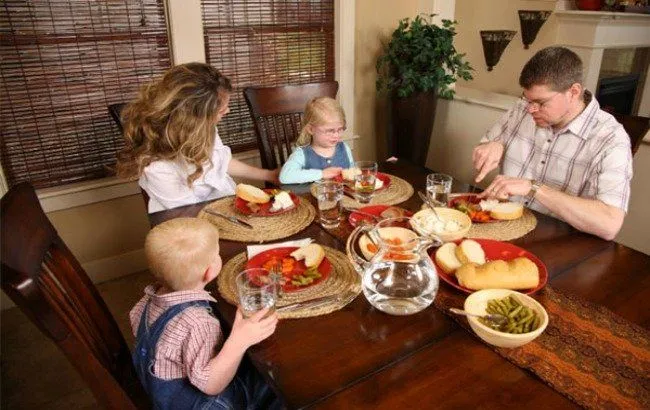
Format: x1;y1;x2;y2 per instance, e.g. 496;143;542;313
345;221;375;276
417;233;443;254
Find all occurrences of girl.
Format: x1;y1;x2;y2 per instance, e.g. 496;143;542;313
117;63;279;213
279;97;354;184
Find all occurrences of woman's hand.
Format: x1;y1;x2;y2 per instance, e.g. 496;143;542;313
266;168;281;185
229;308;278;350
472;141;504;183
322;167;342;179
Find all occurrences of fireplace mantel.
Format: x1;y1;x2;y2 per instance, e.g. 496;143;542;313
553;9;650;96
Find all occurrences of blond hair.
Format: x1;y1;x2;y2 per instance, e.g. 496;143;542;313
145;218;220;290
296;97;346;146
116;63;232;186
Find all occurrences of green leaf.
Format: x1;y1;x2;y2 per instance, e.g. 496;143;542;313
376;15;474;97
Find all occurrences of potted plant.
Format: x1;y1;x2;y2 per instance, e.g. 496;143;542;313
376;15;473;165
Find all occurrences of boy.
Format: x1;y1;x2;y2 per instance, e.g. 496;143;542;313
130;217;280;409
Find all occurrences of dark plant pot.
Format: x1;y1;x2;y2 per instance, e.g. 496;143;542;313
387;90;438;166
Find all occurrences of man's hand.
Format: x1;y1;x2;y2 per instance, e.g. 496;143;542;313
229;308;278;349
478;175;532;200
322;167;343;179
472;141;504;183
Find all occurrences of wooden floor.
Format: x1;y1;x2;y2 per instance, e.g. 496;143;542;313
1;270;153;409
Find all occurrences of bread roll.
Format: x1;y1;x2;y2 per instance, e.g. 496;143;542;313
290;244;325;268
236;183;270;204
455;239;486;265
455;257;539;290
435;243;462;275
490;202;524;220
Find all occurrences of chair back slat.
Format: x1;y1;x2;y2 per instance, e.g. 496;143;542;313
1;183;148;409
244;81;338;169
613;113;649;156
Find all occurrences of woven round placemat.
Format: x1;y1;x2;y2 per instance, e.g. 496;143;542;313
310;174;414;209
217;246;361;319
466;208;537;241
198;196;315;243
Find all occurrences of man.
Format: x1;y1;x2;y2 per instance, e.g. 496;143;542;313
473;47;632;240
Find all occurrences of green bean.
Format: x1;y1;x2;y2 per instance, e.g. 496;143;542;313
482;295;541;334
507;305;523;319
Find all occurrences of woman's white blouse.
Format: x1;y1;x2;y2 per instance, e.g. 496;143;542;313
139;129;236;213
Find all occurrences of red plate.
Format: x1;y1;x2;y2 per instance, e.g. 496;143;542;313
448;193;499;224
429;239;548;295
246;247;332;292
348;205;413;227
234;189;300;216
335;172;392;192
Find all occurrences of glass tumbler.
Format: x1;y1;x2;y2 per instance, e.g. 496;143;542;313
316;180;343;229
426;173;453;207
354;161;378;204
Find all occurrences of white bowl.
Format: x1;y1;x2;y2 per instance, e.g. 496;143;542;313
464;289;548;348
410;207;472;242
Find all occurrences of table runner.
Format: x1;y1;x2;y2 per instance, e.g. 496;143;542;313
325;219;650;409
436;285;650;409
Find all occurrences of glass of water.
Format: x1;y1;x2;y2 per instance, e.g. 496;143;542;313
354;161;378;204
316;180;343;229
426;173;453;207
236;268;277;318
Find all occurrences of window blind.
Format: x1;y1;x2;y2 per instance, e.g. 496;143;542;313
201;0;335;152
0;0;171;189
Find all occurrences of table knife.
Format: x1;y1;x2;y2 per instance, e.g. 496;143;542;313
276;292;356;313
203;208;254;229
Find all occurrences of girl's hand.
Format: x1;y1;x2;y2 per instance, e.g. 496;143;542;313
229;308;278;349
322;167;343;179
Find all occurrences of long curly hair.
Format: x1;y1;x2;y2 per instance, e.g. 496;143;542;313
116;63;232;186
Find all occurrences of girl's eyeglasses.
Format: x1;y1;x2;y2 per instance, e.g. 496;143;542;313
314;126;346;136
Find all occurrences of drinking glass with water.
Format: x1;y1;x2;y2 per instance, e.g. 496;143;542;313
316;180;343;229
354;161;378;204
236;268;277;318
426;173;453;207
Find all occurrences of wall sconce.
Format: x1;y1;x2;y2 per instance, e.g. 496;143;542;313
518;10;551;49
480;30;517;71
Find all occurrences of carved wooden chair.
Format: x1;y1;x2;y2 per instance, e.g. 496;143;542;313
0;183;149;409
613;112;649;156
108;103;126;134
243;81;339;169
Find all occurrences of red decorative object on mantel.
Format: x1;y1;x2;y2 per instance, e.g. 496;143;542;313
575;0;603;10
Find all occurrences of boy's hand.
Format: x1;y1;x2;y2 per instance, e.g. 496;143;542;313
322;167;343;179
230;308;278;349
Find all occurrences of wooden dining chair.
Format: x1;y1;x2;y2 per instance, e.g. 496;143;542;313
243;81;339;169
108;103;126;133
0;183;149;410
613;112;649;156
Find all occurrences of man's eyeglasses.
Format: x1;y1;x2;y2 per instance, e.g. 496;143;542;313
520;92;561;111
314;126;346;136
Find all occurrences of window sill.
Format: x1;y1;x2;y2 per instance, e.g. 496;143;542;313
36;134;363;213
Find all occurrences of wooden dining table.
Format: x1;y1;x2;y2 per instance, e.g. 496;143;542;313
149;159;650;409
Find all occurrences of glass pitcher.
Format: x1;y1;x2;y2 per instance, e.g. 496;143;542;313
346;217;441;315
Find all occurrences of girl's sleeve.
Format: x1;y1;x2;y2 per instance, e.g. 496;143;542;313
279;148;324;184
343;142;355;167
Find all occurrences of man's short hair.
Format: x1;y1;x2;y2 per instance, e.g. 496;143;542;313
519;46;583;91
145;218;220;290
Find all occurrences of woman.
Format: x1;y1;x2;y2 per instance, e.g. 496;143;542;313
117;63;278;213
